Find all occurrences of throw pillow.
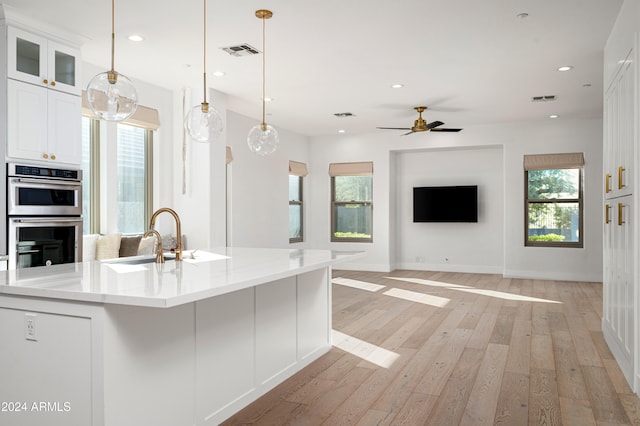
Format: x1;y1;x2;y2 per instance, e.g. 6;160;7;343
119;235;142;257
137;235;157;256
95;233;122;260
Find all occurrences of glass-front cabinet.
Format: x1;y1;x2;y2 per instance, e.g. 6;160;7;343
7;26;80;95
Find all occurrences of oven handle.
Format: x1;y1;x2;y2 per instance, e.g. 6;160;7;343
10;178;81;187
11;218;82;224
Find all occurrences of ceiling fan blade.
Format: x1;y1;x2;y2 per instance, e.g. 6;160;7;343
427;120;444;129
430;128;463;132
377;127;411;130
402;131;415;136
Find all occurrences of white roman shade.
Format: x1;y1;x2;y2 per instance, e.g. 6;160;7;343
226;146;233;164
523;153;584;170
82;90;161;130
329;161;373;176
289;160;308;176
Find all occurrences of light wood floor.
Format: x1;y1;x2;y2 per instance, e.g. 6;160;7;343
223;270;640;425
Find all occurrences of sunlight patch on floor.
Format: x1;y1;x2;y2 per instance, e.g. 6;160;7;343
384;276;561;304
332;329;400;368
332;277;386;292
383;287;451;307
451;287;562;303
385;276;472;289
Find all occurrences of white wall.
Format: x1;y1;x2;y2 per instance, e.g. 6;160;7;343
225;111;310;249
306;117;603;281
395;146;504;273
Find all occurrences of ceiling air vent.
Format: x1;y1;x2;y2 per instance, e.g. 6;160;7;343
531;95;557;102
221;44;261;57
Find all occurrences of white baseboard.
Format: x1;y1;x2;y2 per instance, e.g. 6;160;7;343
333;262;392;272
397;262;503;275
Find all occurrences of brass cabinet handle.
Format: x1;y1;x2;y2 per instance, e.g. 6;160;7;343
50;81;56;87
50;154;56;160
42;153;48;159
43;79;48;85
618;166;626;189
618;203;625;226
605;204;611;224
605;173;611;193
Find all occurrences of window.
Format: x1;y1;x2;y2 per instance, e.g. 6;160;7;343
330;162;373;242
289;161;307;243
289;175;303;242
117;123;153;234
81;100;159;234
524;153;584;247
81;116;99;234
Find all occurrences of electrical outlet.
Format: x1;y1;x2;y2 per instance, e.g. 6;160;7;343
415;256;425;263
24;313;37;341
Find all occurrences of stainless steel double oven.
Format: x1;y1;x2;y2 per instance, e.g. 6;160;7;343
7;163;82;269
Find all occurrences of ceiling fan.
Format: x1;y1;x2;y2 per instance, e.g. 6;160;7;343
377;106;462;135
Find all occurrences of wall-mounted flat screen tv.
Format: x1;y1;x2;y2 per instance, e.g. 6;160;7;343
413;185;478;223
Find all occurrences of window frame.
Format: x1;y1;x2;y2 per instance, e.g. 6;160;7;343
289;174;303;244
524;167;584;248
330;173;373;243
81;116;100;235
116;123;154;234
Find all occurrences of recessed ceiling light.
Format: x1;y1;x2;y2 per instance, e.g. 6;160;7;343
557;66;573;72
516;12;529;19
338;129;346;133
549;114;559;119
128;34;144;42
212;71;226;77
391;83;404;89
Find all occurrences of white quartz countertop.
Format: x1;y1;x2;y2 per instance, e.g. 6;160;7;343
0;247;363;308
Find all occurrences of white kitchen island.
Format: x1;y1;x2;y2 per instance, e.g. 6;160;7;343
0;247;361;426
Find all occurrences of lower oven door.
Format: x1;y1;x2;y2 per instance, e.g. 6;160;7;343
8;217;83;269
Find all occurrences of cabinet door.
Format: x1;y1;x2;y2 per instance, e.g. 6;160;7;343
47;40;81;95
7;26;47;86
614;197;634;361
7;79;48;162
47;90;82;165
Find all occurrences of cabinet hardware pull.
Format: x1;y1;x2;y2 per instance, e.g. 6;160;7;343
605;173;611;193
43;79;48;85
618;166;626;189
50;81;56;87
618;203;625;226
42;153;48;159
50;154;56;160
606;204;611;224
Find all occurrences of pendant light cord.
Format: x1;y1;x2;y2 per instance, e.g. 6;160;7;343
202;0;207;105
110;0;115;73
261;14;267;127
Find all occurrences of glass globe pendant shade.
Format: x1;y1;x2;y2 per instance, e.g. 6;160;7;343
86;71;138;121
247;123;279;156
185;102;223;142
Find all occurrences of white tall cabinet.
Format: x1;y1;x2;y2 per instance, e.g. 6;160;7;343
602;1;640;392
0;7;82;166
602;42;636;388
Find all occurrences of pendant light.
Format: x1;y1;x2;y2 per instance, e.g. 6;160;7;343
247;9;279;156
85;0;138;121
185;0;223;142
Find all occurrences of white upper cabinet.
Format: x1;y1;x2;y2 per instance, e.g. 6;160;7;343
7;79;81;165
7;26;80;96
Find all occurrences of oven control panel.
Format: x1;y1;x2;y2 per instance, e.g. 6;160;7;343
9;164;81;181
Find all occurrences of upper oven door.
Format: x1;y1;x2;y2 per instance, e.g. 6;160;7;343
7;177;82;216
